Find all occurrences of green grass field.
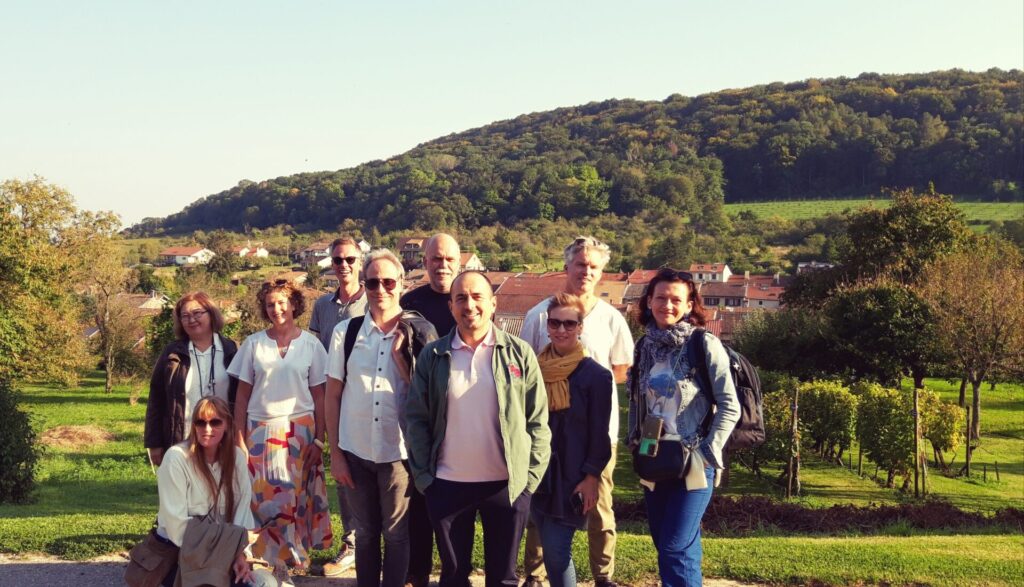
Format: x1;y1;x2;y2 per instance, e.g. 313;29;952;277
724;199;1024;223
1;373;1021;585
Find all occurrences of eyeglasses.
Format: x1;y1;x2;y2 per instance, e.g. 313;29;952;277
657;269;694;282
181;310;209;322
194;418;225;429
547;318;580;331
365;278;398;291
332;256;359;266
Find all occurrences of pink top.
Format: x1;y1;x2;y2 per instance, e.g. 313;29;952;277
435;326;509;482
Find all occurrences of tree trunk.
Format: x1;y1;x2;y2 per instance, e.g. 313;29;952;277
721;450;731;488
958;377;967;407
970;378;982;442
104;345;115;394
913;385;921;498
911;367;925;391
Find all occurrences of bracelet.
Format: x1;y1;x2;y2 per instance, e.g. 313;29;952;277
313;438;325;449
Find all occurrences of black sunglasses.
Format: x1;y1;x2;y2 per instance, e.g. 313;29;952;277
365;278;398;291
657;269;693;282
547;318;580;331
194;418;225;428
332;256;358;266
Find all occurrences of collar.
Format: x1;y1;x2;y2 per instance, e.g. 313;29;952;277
365;312;401;337
451;324;496;351
188;333;223;355
333;286;364;304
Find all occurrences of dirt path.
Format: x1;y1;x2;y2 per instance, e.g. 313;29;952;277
0;553;761;586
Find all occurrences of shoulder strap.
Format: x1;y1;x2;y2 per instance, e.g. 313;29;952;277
342;316;365;388
686;328;718;438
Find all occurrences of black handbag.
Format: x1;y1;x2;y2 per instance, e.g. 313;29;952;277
632;439;692;482
124;527;179;587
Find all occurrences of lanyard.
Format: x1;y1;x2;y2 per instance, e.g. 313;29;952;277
191;343;217;397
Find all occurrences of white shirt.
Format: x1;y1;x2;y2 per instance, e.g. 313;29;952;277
227;330;328;420
156;444;254;546
326;315;409;463
436;326;509;482
521;297;634;443
183;334;230;437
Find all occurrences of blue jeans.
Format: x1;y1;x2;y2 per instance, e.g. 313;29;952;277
643;466;716;587
530;510;578;587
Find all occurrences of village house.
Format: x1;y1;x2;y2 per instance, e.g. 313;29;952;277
158;246;216;266
688;262;732;283
230;242;270;259
397;236;428;269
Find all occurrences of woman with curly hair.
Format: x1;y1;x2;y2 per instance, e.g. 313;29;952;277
228;280;332;586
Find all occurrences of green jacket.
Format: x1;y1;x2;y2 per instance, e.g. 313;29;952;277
405;327;550;503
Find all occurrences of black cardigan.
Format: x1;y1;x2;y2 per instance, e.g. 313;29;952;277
531;357;613;528
143;336;239;451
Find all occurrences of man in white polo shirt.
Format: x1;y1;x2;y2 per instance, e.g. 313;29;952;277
406;271;550;587
325;249;437;587
519;236;634;587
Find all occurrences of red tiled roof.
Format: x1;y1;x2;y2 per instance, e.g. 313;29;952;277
494;273;566;295
698;281;746;298
397;236;429;251
160;246;205;256
627;269;659;284
746;285;784;301
495;293;552;315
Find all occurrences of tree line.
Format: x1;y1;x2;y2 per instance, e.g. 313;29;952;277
129;69;1022;237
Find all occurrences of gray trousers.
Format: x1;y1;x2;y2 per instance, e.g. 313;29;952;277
341;451;412;587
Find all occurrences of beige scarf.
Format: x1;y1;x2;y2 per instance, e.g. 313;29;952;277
538;342;586;412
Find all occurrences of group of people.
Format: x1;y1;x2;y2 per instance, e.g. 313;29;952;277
143;232;740;587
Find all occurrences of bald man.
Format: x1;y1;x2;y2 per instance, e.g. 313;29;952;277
399;232;463;587
400;233;461;338
405;271;550;587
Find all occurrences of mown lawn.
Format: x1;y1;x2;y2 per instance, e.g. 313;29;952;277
1;373;1021;585
723;198;1024;224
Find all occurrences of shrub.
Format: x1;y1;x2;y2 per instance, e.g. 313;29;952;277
798;380;858;463
0;379;41;503
856;382;914;488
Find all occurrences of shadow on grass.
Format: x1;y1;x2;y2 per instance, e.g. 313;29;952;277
26;394;136;406
0;480;157;517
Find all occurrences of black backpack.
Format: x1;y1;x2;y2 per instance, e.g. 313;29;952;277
341;311;438;387
686;328;765;451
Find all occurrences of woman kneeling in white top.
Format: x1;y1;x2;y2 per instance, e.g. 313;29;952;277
157;396;272;587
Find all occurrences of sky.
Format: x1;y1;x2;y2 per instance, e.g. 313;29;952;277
1;1;1021;226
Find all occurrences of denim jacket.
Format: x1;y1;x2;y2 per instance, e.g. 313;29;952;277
626;330;740;469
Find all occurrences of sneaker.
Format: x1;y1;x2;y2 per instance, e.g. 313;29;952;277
273;565;295;587
521;577;545;587
323;544;356;577
594;581;618;587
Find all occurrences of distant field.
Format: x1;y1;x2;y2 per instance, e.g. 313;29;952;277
724;199;1024;223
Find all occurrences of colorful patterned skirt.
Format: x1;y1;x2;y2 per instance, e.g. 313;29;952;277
246;412;332;568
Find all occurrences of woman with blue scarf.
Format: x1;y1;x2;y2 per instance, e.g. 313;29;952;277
627;268;740;586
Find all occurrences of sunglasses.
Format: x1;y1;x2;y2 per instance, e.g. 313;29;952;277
547;318;580;331
332;256;359;266
194;418;225;428
181;310;208;322
365;278;398;291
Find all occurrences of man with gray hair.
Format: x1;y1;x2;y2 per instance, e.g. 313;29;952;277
326;248;437;587
519;236;634;587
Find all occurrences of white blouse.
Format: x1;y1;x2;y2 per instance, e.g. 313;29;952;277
183;334;231;437
227;330;328;420
156;444;254;546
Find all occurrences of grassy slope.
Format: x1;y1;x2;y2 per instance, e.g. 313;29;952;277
723;199;1024;223
1;373;1021;585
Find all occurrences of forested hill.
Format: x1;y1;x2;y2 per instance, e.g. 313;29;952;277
132;69;1022;235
